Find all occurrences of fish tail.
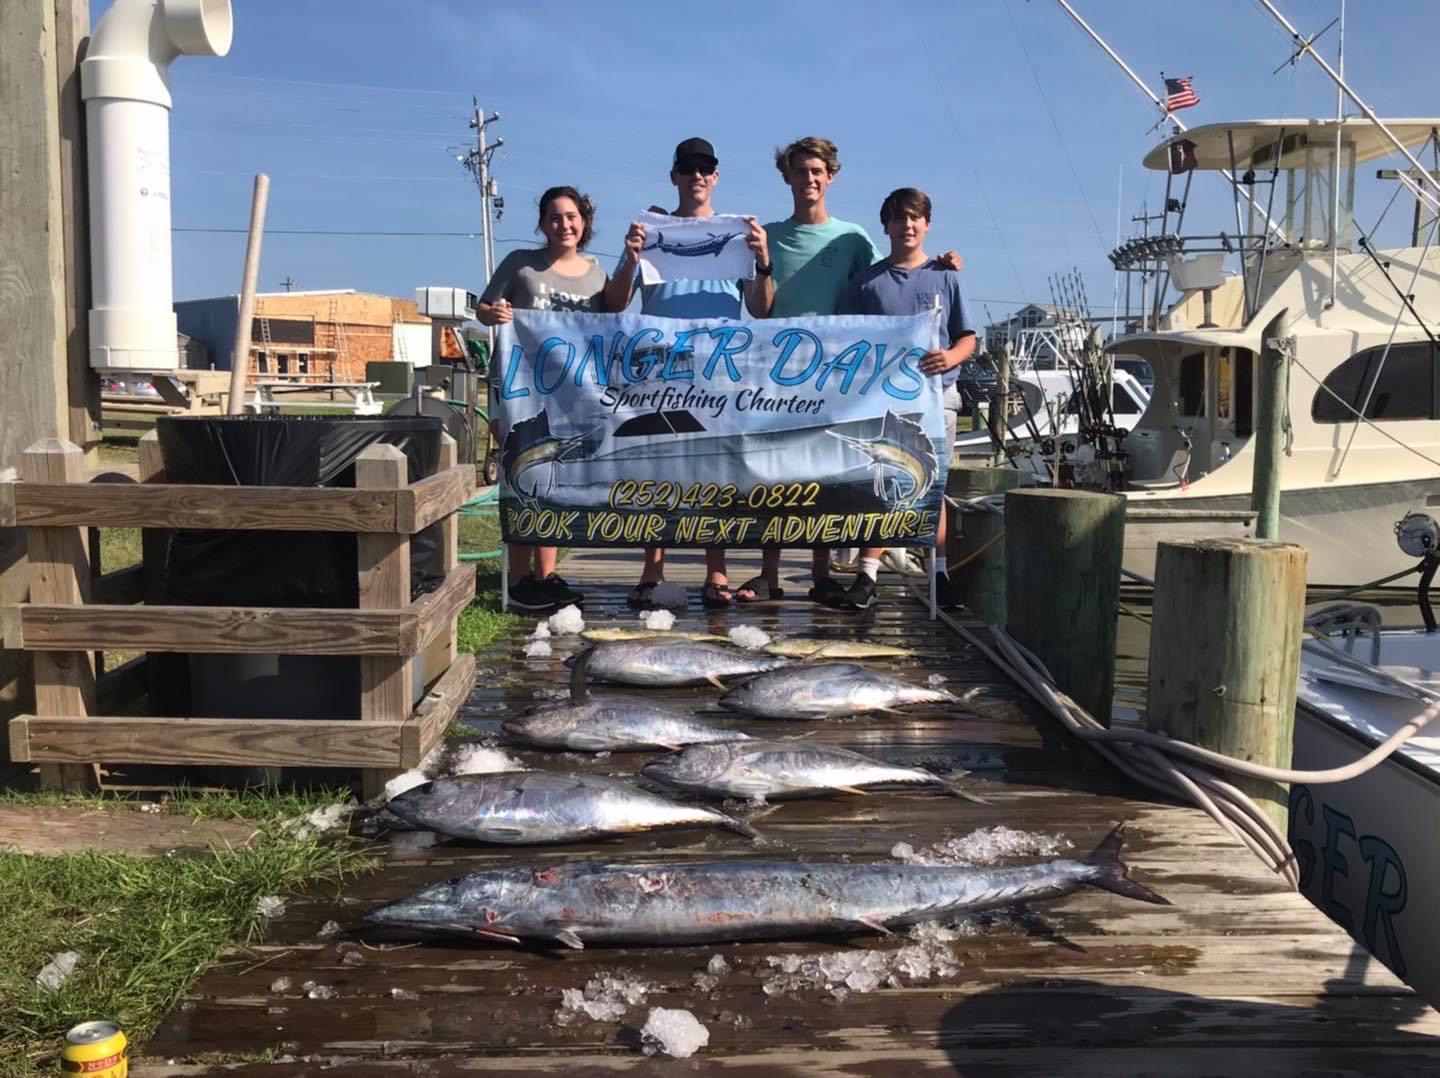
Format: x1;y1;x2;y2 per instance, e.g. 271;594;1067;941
1083;823;1170;905
569;647;591;704
932;772;990;804
721;812;761;841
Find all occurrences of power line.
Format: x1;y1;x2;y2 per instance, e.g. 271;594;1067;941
182;72;461;96
176;227;483;236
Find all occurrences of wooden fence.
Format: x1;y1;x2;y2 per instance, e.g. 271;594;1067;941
0;432;476;799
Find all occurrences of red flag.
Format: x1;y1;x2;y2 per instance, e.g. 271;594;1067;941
1169;138;1198;174
1164;76;1199;111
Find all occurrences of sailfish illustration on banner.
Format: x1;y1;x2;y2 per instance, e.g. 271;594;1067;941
641;231;737;258
827;410;938;510
502;411;602;503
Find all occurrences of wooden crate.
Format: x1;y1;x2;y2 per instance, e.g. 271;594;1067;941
0;433;477;798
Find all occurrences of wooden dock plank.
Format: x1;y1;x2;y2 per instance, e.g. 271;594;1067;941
140;550;1440;1073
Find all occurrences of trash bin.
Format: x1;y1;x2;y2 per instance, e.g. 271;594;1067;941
156;414;446;723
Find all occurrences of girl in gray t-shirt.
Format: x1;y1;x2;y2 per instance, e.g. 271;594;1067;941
476;186;609;613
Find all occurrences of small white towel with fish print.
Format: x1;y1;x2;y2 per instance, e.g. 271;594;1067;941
636;212;756;285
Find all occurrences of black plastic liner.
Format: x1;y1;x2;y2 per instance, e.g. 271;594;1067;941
154;415;446;722
157;414;445;607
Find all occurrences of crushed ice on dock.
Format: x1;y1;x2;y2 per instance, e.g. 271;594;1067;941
761;921;969;999
641;1007;710;1058
554;973;653;1026
728;625;772;650
383;743;527;801
255;895;286;920
528;621;552;640
547;605;585;635
890;825;1072;866
523;639;553;658
640;609;675;631
448;744;526;775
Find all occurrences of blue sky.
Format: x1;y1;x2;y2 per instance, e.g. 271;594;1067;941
95;0;1440;327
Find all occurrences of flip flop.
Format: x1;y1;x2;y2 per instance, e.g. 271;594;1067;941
626;580;660;610
734;576;784;603
701;581;734;609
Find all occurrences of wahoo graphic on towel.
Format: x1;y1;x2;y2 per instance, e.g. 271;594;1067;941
642;231;736;258
635;211;756;285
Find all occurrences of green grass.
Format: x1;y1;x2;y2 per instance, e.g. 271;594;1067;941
0;785;356;824
0;817;372;1078
455;503;518;652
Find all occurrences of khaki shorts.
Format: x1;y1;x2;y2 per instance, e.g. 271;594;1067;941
943;383;961;464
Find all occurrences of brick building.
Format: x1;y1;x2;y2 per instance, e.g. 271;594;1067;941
174;289;459;383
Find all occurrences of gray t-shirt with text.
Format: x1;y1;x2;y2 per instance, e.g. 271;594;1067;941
481;249;606;312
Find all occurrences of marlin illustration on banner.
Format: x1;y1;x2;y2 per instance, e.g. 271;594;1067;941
501;411;602;502
641;231;736;258
827;410;938;510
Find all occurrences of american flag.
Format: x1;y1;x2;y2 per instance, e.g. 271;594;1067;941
1164;76;1199;112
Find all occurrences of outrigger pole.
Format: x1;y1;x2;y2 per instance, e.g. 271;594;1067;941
1052;0;1288;244
1255;0;1440;216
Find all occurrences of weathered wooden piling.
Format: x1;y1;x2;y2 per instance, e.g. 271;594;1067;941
1148;538;1307;830
1252;309;1293;539
1005;488;1125;724
947;464;1023;624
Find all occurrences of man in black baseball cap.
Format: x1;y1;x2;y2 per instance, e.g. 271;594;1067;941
672;136;718;172
602;137;773;612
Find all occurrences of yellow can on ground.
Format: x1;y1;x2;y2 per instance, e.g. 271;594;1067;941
61;1021;127;1076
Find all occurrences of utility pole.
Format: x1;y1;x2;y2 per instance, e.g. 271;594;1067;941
279;275;296;292
463;100;503;288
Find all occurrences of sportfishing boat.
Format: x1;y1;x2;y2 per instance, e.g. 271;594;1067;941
1090;117;1440;586
1291;511;1440;1007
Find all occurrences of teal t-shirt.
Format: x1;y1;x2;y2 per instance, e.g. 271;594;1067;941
764;217;882;317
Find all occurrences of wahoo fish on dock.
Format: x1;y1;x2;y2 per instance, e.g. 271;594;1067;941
567;640;790;688
365;824;1168;947
641;739;983;802
385;771;756;844
719;663;960;719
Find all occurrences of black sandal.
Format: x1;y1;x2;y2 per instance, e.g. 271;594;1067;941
701;581;734;609
734;576;784;603
626;580;660;610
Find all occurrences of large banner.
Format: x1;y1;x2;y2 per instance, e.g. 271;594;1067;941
494;308;948;548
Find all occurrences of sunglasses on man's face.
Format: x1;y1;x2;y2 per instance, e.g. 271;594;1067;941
675;159;717;176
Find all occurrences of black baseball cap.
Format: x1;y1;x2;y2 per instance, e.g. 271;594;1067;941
672;137;718;169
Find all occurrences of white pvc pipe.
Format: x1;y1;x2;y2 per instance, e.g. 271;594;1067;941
82;0;233;371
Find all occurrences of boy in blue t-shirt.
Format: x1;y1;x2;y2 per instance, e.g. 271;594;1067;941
836;187;976;611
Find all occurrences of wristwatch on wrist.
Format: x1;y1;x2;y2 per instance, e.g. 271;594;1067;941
755;261;773;277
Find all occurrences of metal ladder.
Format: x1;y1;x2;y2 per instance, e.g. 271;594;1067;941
394;312;409;364
258;306;273;379
328;296;349;380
